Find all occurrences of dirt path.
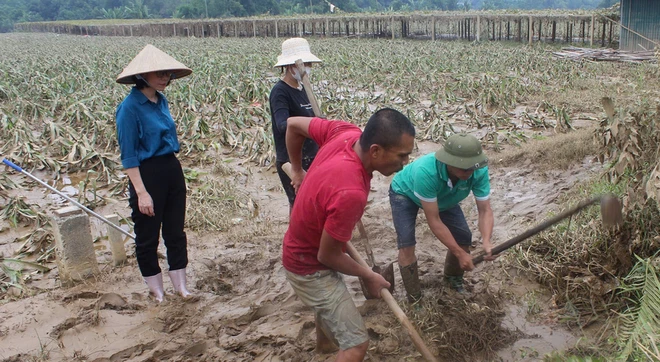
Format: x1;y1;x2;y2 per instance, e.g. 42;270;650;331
0;134;603;361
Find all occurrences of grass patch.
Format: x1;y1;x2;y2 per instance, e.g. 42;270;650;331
491;127;596;172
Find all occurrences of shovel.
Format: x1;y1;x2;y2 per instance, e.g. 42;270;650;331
280;162;395;298
355;220;395;299
472;194;623;265
286;60;438;362
284;59;396;297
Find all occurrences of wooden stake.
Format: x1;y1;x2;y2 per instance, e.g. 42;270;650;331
590;15;594;46
432;16;436;41
476;15;480;41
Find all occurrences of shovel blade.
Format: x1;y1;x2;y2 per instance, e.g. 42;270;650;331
601;195;623;226
359;263;395;300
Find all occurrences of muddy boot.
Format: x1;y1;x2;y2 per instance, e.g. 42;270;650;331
144;273;164;303
168;268;191;298
444;245;470;294
400;261;422;303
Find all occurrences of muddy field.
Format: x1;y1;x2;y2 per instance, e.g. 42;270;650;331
2;32;654;361
0;130;605;361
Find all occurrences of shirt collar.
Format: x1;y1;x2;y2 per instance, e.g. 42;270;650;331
131;86;160;105
437;161;449;181
437;161;453;188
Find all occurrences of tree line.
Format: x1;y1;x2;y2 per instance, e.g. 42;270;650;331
0;0;619;33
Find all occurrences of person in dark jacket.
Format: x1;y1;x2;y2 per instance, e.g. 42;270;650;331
269;37;322;210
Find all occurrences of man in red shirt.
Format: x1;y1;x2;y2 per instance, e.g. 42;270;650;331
283;108;415;361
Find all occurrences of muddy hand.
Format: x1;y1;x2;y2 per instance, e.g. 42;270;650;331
458;251;475;271
290;168;306;194
483;241;499;262
364;270;391;299
138;191;155;217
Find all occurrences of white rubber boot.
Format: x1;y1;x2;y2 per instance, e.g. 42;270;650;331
143;273;164;303
168;268;191;298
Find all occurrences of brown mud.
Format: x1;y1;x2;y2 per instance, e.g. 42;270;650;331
0;129;603;361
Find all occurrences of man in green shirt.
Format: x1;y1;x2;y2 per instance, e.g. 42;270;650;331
389;133;495;300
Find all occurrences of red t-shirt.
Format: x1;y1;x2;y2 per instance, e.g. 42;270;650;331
282;118;371;275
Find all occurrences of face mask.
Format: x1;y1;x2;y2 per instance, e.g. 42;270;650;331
291;67;302;82
290;66;312;82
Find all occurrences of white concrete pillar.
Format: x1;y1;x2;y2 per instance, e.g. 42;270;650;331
105;214;127;266
52;206;99;286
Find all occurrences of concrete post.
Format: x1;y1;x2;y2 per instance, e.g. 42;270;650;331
476;15;481;41
105;214;127;266
52;207;99;286
432;16;435;41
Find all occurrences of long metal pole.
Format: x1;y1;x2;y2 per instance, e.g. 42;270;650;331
2;159;135;240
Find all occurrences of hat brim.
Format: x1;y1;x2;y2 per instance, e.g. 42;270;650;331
116;68;193;84
274;53;322;68
116;44;192;84
435;149;488;170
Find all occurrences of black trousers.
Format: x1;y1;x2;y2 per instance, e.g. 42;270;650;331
276;157;314;206
129;154;187;277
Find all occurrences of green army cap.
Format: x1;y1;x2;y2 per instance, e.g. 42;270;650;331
435;133;488;170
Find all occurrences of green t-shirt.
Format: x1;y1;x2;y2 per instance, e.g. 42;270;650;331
391;153;491;211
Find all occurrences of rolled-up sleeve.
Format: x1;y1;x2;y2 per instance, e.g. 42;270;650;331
116;104;140;169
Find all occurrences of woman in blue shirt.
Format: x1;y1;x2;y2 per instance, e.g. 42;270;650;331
115;44;192;302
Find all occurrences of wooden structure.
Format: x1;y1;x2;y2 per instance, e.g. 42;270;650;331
15;14;618;47
620;0;660;51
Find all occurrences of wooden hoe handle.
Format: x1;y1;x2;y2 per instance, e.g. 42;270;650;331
290;58;438;362
294;59;324;118
345;243;438;362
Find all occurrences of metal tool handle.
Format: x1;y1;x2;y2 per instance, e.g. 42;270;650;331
3;158;22;172
3;158;135;241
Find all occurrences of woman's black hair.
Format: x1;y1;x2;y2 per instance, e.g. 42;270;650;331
134;75;149;89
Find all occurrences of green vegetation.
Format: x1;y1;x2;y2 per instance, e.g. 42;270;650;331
1;0;618;33
511;99;660;360
1;32;658;357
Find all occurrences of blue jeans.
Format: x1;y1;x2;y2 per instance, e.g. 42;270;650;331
389;187;472;249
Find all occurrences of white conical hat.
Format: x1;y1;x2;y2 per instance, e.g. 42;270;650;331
274;38;322;68
116;44;192;84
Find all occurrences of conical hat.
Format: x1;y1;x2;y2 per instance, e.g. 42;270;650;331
116;44;192;84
